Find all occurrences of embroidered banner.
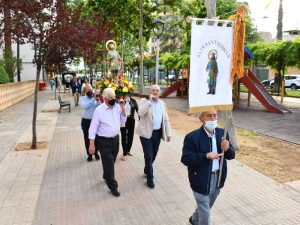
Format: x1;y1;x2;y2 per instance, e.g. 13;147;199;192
189;19;234;113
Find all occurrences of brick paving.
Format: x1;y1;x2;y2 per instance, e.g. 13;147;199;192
0;89;299;225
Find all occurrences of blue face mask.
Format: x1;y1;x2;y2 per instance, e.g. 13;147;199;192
204;120;217;131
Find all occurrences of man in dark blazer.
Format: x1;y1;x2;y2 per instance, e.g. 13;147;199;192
181;110;235;225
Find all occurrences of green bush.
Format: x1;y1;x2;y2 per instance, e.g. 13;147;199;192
0;65;10;84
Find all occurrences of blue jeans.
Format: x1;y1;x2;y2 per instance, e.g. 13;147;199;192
191;173;220;225
140;129;162;184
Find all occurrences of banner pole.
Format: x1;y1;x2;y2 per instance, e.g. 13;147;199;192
217;110;229;188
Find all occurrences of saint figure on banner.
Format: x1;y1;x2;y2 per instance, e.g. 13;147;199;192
106;40;122;78
206;50;218;95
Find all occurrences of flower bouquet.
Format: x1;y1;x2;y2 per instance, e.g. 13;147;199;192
97;75;134;98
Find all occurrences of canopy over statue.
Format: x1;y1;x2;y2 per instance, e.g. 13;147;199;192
106;40;122;78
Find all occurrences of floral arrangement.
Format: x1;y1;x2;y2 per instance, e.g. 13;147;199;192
97;75;134;98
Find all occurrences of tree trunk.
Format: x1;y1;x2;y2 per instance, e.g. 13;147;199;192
276;0;283;41
204;0;217;19
139;0;144;91
121;28;125;73
3;0;14;82
17;38;21;82
31;64;41;149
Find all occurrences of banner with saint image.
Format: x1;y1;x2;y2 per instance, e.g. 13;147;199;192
189;18;234;113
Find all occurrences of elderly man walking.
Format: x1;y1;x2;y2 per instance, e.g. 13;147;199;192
88;88;126;197
181;110;235;225
136;84;171;189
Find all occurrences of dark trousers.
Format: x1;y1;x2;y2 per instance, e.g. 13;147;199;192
81;118;92;155
81;118;99;156
120;118;135;156
140;129;162;183
95;135;119;191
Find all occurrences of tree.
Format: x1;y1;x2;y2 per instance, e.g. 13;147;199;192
276;0;283;41
139;0;144;88
288;37;300;69
1;0;13;82
248;40;299;95
204;0;217;18
12;0;112;149
0;63;9;84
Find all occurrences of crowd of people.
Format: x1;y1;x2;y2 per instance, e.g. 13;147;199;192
75;83;235;225
49;76;96;94
49;76;235;224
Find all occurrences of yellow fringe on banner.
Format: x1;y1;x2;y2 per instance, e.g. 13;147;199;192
228;6;246;82
189;104;233;113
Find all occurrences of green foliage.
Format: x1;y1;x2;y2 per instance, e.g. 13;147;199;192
248;38;300;91
248;39;299;73
176;53;190;68
245;15;261;44
0;53;19;83
143;57;155;69
0;64;10;84
160;52;180;69
160;51;190;69
288;37;300;69
3;52;15;82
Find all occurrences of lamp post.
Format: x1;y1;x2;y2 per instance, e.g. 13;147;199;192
153;18;164;84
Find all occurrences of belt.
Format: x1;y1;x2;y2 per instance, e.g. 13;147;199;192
211;170;219;174
97;135;119;140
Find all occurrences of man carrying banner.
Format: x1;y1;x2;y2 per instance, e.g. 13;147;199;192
181;110;235;225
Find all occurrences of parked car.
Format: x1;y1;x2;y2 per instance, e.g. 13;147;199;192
269;75;300;90
261;79;273;88
284;74;300;90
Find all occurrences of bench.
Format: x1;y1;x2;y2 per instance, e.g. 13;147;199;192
58;95;71;113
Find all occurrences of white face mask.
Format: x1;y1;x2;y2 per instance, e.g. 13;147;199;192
204;120;217;131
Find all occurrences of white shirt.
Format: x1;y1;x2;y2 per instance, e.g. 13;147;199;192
204;128;219;172
125;97;131;116
151;100;163;130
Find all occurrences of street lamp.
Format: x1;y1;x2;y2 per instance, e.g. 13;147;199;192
153;18;165;84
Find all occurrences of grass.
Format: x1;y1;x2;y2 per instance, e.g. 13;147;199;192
240;85;300;97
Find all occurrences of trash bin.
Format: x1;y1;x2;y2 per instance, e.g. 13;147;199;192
39;81;46;91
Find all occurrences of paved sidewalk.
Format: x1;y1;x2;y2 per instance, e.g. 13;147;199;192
0;90;299;225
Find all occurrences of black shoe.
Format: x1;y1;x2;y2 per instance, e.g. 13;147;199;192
189;216;194;225
147;181;155;189
94;154;100;160
87;155;92;162
111;189;120;197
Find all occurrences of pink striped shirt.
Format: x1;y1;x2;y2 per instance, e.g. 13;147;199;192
88;103;127;139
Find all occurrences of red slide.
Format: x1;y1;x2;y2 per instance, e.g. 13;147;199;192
239;70;290;114
161;81;183;97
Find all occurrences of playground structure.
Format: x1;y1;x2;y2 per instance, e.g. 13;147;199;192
161;47;290;114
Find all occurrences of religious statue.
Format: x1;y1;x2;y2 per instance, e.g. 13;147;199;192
206;50;218;95
106;40;122;78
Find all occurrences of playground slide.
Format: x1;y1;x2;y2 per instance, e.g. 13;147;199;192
239;70;290;114
161;81;183;97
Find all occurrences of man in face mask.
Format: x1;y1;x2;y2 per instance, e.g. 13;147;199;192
88;88;126;197
181;110;235;225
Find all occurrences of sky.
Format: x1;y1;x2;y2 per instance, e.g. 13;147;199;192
243;0;300;37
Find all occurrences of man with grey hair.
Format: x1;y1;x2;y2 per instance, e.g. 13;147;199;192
89;88;126;197
136;84;171;189
181;110;235;225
